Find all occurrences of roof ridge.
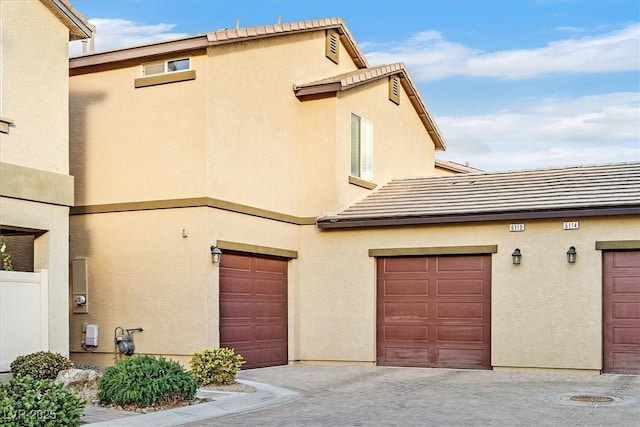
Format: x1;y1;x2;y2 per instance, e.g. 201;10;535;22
388;161;640;183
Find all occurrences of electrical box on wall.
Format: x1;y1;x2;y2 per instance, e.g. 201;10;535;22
71;257;89;314
86;324;99;346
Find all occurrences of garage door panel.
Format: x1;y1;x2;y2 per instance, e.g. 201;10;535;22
255;301;287;319
381;279;429;296
610;352;640;372
379;302;429;322
255;325;287;342
255;279;286;296
220;301;252;320
613;327;640;345
436;256;486;272
377;255;491;369
255;257;286;274
379;347;430;366
222;255;253;271
612;302;640;319
220;253;288;369
603;250;640;374
436;279;485;295
382;325;429;342
384;258;429;273
437;302;485;319
219;276;252;294
436;347;487;368
220;325;252;344
437;325;486;342
231;345;288;369
612;277;640;295
611;251;640;269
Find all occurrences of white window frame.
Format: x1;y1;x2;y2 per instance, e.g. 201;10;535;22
351;113;373;181
142;58;191;76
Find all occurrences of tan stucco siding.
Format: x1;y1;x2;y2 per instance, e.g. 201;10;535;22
204;31;358;217
0;0;70;173
69;208;212;357
298;215;640;369
69;206;300;362
70;53;209;206
334;79;436;212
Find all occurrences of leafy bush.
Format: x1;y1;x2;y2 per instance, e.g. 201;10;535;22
189;347;245;386
0;375;86;427
10;351;73;380
98;355;197;407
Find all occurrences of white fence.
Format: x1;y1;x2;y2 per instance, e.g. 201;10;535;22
0;270;49;372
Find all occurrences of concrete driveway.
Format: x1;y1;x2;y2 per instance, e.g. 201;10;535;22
195;365;639;426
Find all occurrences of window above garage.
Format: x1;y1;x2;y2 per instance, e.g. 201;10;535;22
135;57;196;88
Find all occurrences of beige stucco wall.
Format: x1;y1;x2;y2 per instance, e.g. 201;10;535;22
69;205;300;366
69;53;209;206
0;0;70;173
0;1;77;357
297;215;640;370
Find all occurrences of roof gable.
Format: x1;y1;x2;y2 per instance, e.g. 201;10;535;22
317;162;640;228
294;63;447;151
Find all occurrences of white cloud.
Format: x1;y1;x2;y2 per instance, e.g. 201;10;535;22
436;92;640;171
366;23;640;81
70;18;190;56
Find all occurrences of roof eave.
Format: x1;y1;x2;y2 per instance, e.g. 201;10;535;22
42;0;94;40
317;205;640;229
70;35;209;68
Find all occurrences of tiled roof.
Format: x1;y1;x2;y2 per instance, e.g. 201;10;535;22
294;63;447;151
70;17;366;68
317;162;640;228
295;63;404;92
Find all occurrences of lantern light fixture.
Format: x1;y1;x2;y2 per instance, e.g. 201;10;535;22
567;246;577;263
512;248;522;265
210;246;222;265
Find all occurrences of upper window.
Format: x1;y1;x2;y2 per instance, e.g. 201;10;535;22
351;113;373;181
142;58;190;76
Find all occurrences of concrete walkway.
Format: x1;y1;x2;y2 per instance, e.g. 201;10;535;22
83;365;640;426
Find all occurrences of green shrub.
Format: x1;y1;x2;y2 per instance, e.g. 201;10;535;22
189;347;245;386
10;351;73;380
98;355;197;407
0;375;86;427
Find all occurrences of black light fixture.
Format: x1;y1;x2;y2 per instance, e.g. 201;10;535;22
512;248;522;265
566;246;577;263
210;246;222;265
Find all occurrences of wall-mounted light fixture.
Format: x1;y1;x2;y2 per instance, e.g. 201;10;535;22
566;246;577;263
210;246;222;265
512;248;522;265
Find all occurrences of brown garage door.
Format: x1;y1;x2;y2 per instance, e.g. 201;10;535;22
603;250;640;374
377;255;491;369
219;252;288;369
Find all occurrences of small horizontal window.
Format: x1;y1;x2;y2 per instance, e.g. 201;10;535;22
142;58;191;76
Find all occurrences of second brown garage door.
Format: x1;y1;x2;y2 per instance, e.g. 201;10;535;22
219;252;288;369
377;255;491;369
603;250;640;374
